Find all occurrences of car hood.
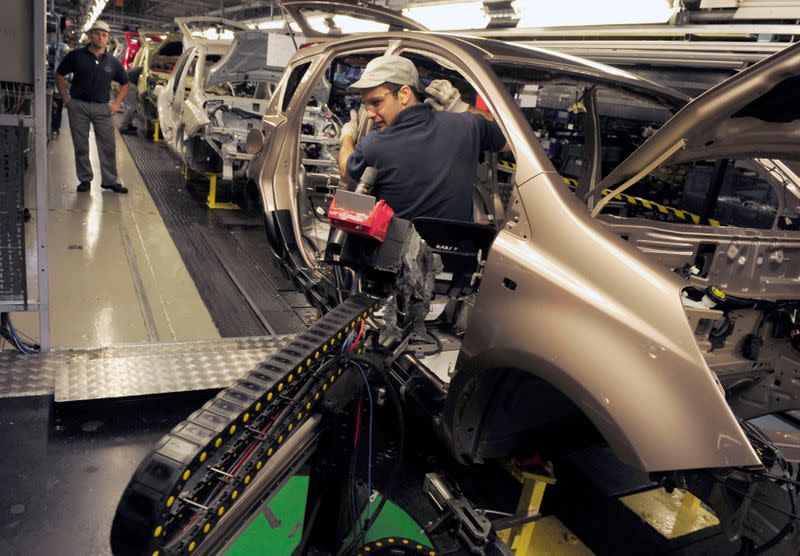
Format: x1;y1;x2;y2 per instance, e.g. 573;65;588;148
279;0;428;39
595;41;800;204
205;31;295;88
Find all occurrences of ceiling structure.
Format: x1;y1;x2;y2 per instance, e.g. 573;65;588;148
53;0;282;33
51;0;800;40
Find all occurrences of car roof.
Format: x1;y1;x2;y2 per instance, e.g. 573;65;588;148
296;31;689;105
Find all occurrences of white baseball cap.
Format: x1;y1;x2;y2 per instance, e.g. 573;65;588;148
347;55;420;93
90;21;111;33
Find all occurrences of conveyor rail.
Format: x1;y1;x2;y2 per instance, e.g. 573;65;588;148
111;293;380;555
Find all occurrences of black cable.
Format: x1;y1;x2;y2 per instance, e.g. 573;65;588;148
7;316;39;352
338;354;407;556
349;393;364;537
706;472;800;521
739;469;800;489
349;356;406;538
733;469;797;555
0;313;39;354
292;488;325;556
409;330;442;356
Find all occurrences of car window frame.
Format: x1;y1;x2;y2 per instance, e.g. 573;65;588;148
390;44;515;160
281;45;393;270
171;48;195;95
281;60;314;114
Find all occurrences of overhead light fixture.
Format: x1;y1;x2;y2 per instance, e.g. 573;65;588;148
513;0;674;27
403;2;490;30
305;14;390;34
190;27;236;40
255;20;288;30
82;0;110;33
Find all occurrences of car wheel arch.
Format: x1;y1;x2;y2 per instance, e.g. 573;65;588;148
440;362;633;466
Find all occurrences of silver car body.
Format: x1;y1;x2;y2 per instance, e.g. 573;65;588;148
159;24;295;180
247;11;800;474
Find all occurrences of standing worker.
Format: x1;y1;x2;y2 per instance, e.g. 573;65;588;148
55;21;130;194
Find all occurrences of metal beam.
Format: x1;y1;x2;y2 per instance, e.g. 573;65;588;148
458;22;800;39
98;9;174;28
519;39;790;70
33;0;50;352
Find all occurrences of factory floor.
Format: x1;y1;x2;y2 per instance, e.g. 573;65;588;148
10;112;218;349
0;113;220;555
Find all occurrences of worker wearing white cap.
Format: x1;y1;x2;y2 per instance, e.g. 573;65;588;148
55;20;130;193
337;55;506;222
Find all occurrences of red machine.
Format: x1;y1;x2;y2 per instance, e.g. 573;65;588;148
328;190;395;243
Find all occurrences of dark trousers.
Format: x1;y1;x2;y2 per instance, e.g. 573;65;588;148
51;96;63;132
67;98;119;184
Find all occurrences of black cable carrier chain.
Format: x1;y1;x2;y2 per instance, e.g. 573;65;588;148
111;294;380;556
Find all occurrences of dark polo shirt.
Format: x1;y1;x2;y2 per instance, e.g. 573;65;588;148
56;46;128;103
347;104;506;222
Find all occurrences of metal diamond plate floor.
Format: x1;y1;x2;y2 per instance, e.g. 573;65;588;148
54;335;296;402
0;351;61;397
1;335;297;401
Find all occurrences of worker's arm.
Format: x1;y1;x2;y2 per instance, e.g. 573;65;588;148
54;73;69;105
338;135;355;180
338;108;361;187
111;83;129;115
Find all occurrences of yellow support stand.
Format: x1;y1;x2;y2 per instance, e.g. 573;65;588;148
620;487;719;539
153;119;159;143
497;461;557;555
205;172;239;210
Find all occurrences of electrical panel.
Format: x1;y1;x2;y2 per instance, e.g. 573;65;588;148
0;125;27;302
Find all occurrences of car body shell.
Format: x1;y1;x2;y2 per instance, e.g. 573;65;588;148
158;22;292;181
247;24;800;472
131;32;183;121
158;40;233;151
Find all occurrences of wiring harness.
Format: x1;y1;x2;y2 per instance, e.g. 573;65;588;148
0;313;40;354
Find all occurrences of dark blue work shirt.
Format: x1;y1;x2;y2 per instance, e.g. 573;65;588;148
347;103;506;221
56;46;128;103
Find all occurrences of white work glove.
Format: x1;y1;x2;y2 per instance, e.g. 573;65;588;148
424;79;469;113
340;108;361;143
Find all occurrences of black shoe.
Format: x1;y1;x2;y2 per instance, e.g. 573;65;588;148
76;181;90;192
119;126;137;135
101;183;128;194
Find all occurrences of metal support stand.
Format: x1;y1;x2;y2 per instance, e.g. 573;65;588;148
497;461;556;555
300;370;362;554
206;172;239;210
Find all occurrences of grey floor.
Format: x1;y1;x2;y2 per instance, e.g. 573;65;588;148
10;110;219;350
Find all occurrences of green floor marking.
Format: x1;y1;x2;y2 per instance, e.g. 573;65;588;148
226;476;431;556
225;475;309;556
358;496;431;546
337;496;432;554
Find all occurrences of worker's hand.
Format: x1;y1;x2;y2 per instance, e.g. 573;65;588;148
110;102;121;115
424;79;469;113
340;108;361;144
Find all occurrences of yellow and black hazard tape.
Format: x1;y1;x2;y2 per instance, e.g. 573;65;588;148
600;189;722;227
357;537;436;555
495;160;721;227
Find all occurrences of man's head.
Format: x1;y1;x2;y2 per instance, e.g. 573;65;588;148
88;21;110;50
348;55;421;131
